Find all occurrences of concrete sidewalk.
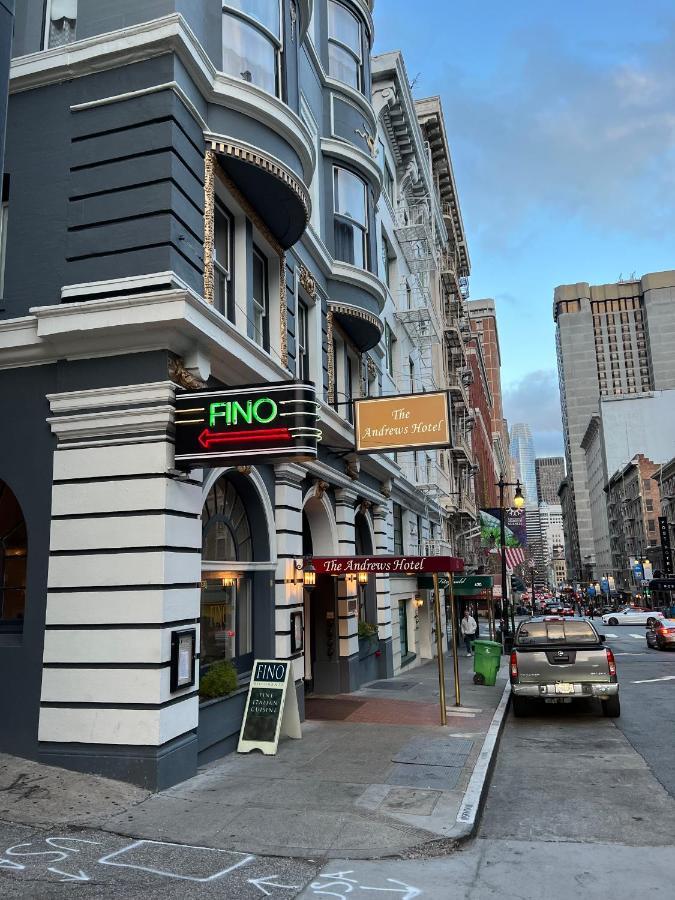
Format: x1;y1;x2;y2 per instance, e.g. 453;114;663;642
0;649;510;860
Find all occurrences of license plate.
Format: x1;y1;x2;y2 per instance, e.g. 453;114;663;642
555;683;574;694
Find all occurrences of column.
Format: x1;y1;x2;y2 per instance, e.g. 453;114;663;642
372;502;395;678
38;381;202;790
273;463;306;686
335;487;359;688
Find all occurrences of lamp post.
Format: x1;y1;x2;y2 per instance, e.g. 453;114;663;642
496;475;525;652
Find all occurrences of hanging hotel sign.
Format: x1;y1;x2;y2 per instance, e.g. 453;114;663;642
174;381;320;467
353;391;452;454
311;555;464;575
237;659;302;755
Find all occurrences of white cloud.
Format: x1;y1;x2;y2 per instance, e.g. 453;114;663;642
503;369;564;457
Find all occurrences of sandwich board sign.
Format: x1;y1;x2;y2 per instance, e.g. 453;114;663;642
237;659;302;755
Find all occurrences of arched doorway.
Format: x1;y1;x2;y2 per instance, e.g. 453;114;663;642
302;493;337;693
0;480;27;635
200;471;273;678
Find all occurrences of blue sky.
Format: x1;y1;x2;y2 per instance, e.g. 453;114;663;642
374;0;675;456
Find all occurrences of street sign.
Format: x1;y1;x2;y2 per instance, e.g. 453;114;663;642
310;555;465;575
659;516;673;576
237;660;301;755
174;382;320;467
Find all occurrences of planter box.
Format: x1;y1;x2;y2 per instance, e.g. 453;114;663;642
197;685;248;764
358;635;378;660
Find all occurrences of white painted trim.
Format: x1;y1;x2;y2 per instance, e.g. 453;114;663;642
60;272;190;301
330;259;387;312
302;490;339;555
70;80;208;131
321;136;382;196
47;406;173;441
9;13;315;182
47;381;174;413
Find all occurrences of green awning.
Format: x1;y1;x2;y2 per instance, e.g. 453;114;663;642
452;575;494;596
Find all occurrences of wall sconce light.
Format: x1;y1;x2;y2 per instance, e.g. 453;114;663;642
357;570;369;585
221;575;237;588
414;597;424;608
297;559;316;589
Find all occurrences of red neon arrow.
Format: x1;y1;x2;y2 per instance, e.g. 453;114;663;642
198;427;292;449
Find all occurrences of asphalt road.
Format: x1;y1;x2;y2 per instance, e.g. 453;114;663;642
1;628;673;898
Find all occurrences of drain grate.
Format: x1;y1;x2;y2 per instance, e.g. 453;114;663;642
367;680;416;691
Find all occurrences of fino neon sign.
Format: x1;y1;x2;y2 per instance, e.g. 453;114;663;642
174;382;321;467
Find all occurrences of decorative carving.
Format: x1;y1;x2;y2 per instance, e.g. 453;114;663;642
298;265;317;299
328;302;384;342
345;455;360;481
366;355;377;381
280;252;288;368
203;150;216;304
358;499;372;516
355;122;378;159
236;466;252;475
169;355;207;390
380;478;392;499
314;479;330;499
327;308;335;404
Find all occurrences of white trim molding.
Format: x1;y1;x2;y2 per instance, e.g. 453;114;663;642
321;136;382;198
330;260;387;313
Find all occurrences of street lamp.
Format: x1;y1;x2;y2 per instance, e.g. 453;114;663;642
495;475;525;651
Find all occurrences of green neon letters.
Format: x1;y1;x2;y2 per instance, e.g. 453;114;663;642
209;397;278;428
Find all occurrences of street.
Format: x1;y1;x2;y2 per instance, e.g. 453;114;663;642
0;627;673;898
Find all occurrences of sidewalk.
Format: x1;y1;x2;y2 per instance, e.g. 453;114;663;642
0;648;510;860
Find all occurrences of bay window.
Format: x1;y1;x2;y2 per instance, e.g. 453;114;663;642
333;167;368;269
222;2;282;96
214;201;234;321
328;1;363;90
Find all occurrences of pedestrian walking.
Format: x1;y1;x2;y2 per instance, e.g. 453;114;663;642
460;610;478;657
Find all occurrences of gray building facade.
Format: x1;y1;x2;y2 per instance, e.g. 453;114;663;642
535;456;565;505
554;270;675;581
0;1;473;790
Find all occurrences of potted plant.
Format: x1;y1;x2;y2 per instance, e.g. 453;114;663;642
358;621;378;659
199;659;238;701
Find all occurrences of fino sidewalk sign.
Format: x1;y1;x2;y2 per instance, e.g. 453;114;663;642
237;660;302;755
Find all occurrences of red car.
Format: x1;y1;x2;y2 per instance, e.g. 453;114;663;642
560;605;575;617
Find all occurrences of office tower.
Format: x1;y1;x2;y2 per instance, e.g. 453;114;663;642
510;423;538;508
554;271;675;580
536;456;565;505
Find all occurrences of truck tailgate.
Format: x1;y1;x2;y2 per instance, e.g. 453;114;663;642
516;647;611;683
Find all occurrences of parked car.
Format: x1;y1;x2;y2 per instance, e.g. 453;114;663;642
510;617;620;717
602;607;665;627
560;605;575;617
647;618;675;650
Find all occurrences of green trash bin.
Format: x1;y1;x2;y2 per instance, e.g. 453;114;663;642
472;639;502;685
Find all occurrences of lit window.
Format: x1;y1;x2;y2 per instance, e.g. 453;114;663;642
333;167;368;268
222;2;282;96
251;246;269;350
44;0;77;49
214;201;234;321
328;0;363;90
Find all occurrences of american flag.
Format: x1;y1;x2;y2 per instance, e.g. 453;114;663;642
494;547;525;570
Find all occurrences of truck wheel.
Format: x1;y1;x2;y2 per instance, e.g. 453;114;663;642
608;617;618;626
602;696;621;718
512;695;529;717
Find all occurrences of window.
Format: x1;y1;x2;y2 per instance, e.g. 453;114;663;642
328;0;363;90
345;352;354;423
44;0;77;49
214;201;234;320
398;599;409;657
409;356;416;392
0;176;8;298
0;480;27;635
333;167;368;268
393;503;404;554
297;299;310;380
251;246;269;350
380;232;392;288
201;477;254;673
384;321;395;377
222;2;282;96
378;141;394;204
648;519;656;532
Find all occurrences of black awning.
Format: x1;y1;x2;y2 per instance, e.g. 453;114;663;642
330;302;383;352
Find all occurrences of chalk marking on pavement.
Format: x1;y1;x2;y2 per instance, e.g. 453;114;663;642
456;672;511;830
47;867;89;882
309;872;421;899
632;675;675;684
604;633;617;638
0;859;25;870
98;840;255;882
248;874;301;895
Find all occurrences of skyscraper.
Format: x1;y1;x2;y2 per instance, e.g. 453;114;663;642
536;457;565;505
510;423;538;508
554;271;675;580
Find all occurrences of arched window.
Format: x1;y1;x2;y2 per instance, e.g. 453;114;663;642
222;2;283;97
0;480;27;634
201;476;254;674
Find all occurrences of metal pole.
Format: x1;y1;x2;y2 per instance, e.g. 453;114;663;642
448;572;461;707
499;477;509;642
488;587;494;640
432;573;447;726
531;567;536;613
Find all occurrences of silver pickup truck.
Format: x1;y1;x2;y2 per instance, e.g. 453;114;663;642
510;617;619;717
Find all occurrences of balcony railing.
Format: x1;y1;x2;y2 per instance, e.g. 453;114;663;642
417;539;455;558
393;202;437;274
399;458;452;498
